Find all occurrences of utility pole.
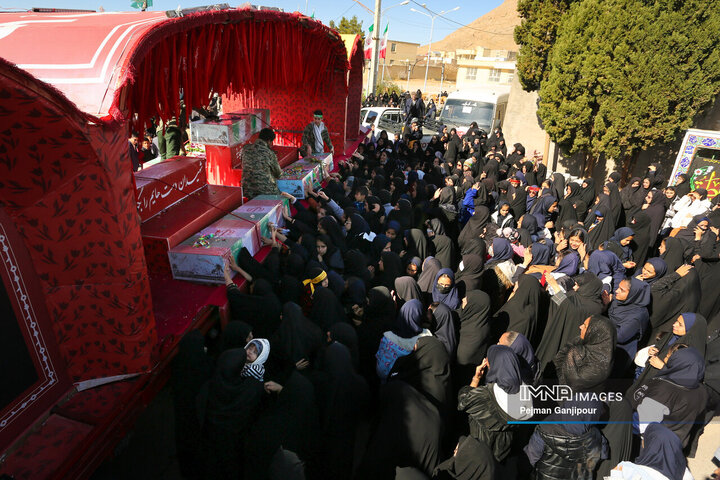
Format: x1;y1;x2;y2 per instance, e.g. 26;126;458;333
439;61;445;95
411;6;459;94
369;0;382;96
406;60;411;91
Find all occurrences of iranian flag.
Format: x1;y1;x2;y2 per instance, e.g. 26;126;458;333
379;23;389;59
364;24;374;60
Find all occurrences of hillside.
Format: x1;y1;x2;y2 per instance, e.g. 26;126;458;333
422;0;520;53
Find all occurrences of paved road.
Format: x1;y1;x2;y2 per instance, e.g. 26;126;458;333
689;416;719;480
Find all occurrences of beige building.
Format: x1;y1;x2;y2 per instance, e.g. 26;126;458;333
382;40;420;66
454;48;516;90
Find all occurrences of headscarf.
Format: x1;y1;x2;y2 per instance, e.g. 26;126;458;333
660;236;686;272
375;251;404;290
405;229;430;260
579;178;596;207
455;254;485;292
673;173;691;198
605;182;623;226
643;257;668;285
319;216;347;253
486;237;514;267
393;299;425;338
457;290;492;367
433;436;495;480
329;322;360;368
635;423;687;480
643;190;667;245
365;286;396;328
551;172;566;202
221;321;253;352
372;234;391;260
630;211;654;268
272;302;323;364
495;275;545;342
432;268;461;309
200;347;263;430
609;227;635;261
587;249;626;291
242;338;270;381
508;333;538;385
417;257;442;293
654;345;705;389
529;242;551;266
665;312;708;354
557;181;583;226
430;302;457;357
486;344;523;394
623;177;644;217
529;192;557;227
395;276;423;302
556;315;616;391
586;203;615;251
310;286;347;330
303;267;327;295
554;251;580;277
351;210;372;236
458;206;490;250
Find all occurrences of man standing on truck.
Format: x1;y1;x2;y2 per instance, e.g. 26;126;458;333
404;90;426;126
302;110;334;154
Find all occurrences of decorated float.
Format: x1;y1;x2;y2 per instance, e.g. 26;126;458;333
0;7;366;479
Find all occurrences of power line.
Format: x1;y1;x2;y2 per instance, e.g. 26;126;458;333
333;2;358;23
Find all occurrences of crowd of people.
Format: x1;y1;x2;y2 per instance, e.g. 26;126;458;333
171;123;720;480
363;89;445;123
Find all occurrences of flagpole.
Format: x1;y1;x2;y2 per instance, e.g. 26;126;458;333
369;0;382;96
381;23;387;84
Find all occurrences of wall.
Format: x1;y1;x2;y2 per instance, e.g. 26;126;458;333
385;40;420;65
503;71;720;182
503;74;547;158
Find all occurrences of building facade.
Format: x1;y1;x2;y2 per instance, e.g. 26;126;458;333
455;47;516;90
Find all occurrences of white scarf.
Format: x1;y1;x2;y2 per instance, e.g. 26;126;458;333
312;122;325;153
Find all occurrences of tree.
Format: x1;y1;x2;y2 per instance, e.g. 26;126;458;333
535;0;720;175
514;0;577;92
329;15;365;42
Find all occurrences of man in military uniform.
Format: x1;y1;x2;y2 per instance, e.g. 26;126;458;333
241;128;281;198
302;110;334;155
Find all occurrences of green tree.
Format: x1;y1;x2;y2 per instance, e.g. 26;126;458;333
536;0;720;175
514;0;577;92
329;15;365;42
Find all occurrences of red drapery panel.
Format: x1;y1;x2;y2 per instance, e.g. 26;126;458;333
117;10;350;132
0;58;157;382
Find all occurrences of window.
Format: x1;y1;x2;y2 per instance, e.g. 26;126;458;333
391;43;397;53
507;73;514;84
365;111;378;126
465;67;477;81
0;281;38;411
489;68;501;82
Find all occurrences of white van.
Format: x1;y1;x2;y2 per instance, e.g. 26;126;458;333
437;89;509;137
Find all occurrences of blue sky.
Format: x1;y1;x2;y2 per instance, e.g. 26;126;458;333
4;0;505;44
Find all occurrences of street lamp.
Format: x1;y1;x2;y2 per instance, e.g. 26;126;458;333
369;0;410;96
411;5;459;94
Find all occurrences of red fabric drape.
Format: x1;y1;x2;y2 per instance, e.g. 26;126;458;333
117;10;350;131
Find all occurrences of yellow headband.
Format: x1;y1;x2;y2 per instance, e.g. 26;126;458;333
303;270;327;294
